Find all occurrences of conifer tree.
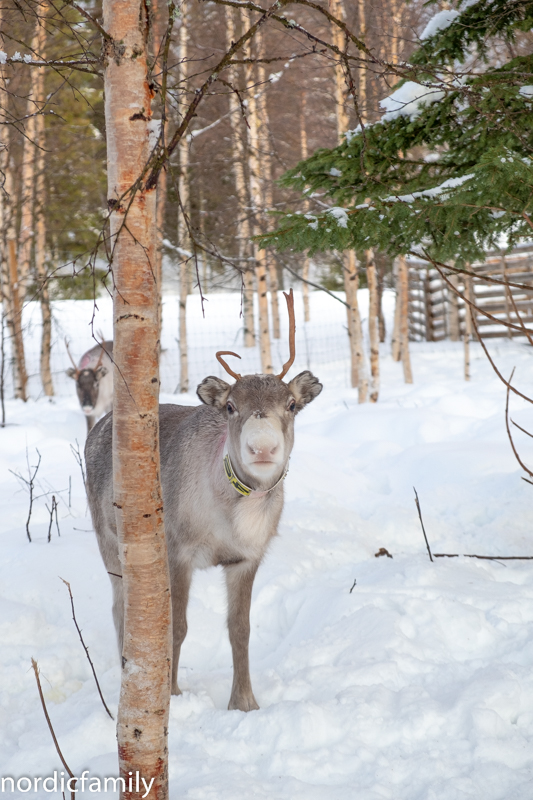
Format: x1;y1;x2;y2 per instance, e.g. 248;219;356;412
261;0;533;267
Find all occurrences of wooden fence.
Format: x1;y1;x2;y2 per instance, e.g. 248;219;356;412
407;244;533;341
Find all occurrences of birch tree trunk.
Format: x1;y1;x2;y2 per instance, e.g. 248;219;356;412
152;0;169;347
358;0;381;400
198;187;208;292
0;12;26;401
464;274;473;381
398;255;413;384
391;258;402;361
33;23;53;397
390;0;400;74
331;0;366;396
256;28;280;339
366;248;379;402
177;5;190;392
4;164;28;401
448;273;460;341
18;18;41;291
103;0;171;793
300;92;311;322
245;10;272;373
345;251;368;402
226;6;255;346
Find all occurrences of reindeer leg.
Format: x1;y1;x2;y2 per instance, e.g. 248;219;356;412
225;562;260;711
171;563;192;696
111;573;124;659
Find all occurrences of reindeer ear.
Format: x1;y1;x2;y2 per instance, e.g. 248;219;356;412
66;368;77;379
197;376;232;408
287;371;322;412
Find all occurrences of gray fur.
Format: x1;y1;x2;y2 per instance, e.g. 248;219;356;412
85;370;322;711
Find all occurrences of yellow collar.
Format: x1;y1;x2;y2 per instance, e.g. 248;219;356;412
223;446;289;497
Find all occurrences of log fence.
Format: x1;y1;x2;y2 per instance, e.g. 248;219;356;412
407;244;533;342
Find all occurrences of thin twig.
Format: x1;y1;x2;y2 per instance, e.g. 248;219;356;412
31;658;77;800
471;316;533;406
60;579;113;719
512;419;533;440
349;578;356;593
433;553;533;561
281;262;350;308
9;448;42;542
413;487;433;562
505;370;533;478
46;496;59;542
70;440;86;485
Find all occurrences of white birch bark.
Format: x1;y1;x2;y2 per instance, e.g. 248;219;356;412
448;273;460;341
226;6;255;346
331;0;366;395
300;92;311;322
398;255;413;384
366;248;379;402
464;274;473;381
245;10;272;373
33;23;53;396
18;18;43;290
391;258;402;361
256;28;280;339
4;164;28;401
103;0;171;793
344;250;368;402
177;4;190;392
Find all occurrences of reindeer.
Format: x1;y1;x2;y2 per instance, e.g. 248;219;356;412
66;338;114;432
84;291;322;711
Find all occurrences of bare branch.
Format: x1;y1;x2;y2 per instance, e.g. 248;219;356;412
31;659;77;800
413;487;433;562
60;578;114;720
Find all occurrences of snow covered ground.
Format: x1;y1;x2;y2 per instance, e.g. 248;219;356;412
1;291;533;799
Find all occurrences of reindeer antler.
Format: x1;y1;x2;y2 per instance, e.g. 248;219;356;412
276;289;296;380
216;351;242;381
65;338;79;376
95;341;107;369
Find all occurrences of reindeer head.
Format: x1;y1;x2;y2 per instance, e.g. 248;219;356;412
66;339;109;416
197;291;322;492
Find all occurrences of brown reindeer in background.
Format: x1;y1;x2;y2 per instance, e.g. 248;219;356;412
66;338;113;432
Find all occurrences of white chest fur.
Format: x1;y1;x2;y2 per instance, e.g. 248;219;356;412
179;490;279;570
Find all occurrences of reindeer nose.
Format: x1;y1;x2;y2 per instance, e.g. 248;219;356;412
248;443;278;457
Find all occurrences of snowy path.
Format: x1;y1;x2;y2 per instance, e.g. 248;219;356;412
1;296;533;798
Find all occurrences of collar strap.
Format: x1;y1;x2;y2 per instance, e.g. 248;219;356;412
223;446;289;497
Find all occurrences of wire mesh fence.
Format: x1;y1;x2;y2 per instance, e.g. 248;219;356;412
2;289;394;402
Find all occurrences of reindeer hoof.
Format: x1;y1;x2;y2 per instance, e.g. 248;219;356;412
171;684;182;697
228;693;259;712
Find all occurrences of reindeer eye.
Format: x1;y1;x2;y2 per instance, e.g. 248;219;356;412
288;399;296;412
226;402;235;415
